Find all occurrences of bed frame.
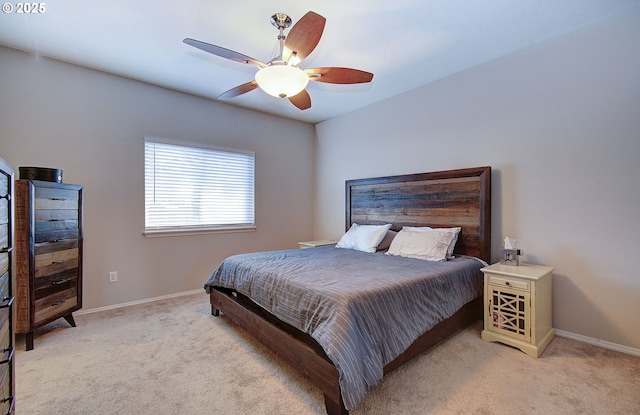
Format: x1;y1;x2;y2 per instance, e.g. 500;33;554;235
209;166;491;414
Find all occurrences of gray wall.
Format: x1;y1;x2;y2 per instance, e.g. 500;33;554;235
1;46;316;310
314;9;640;349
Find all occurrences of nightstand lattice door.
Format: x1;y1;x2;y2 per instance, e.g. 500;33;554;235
489;285;530;342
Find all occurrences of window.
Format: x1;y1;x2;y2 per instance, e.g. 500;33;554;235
144;139;255;235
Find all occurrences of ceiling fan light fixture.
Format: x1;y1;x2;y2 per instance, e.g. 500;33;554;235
184;11;372;109
255;62;309;98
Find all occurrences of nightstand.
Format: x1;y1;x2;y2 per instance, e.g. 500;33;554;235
481;262;554;357
298;240;336;249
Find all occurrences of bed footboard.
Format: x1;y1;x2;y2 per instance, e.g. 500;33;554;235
209;287;348;415
209;287;482;415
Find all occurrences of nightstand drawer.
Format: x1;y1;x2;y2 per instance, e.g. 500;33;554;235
488;275;529;291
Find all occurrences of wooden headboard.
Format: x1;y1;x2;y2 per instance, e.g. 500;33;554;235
346;166;491;262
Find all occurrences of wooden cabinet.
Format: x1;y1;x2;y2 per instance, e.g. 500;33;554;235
0;157;16;414
481;263;554;357
15;179;83;350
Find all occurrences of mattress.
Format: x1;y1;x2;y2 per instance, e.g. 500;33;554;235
204;245;484;410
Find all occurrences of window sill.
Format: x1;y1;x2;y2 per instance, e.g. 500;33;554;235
143;225;256;238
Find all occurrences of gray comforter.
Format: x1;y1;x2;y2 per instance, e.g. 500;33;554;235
204;245;484;410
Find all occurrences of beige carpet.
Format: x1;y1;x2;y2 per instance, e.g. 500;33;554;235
16;293;640;415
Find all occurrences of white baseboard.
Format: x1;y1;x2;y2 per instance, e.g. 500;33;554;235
75;289;204;316
76;294;640;358
555;329;640;357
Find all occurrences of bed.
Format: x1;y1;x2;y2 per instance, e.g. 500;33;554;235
204;166;491;415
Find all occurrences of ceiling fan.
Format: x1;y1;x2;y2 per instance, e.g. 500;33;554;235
183;11;374;110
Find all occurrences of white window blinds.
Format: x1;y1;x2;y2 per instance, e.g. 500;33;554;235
144;140;255;233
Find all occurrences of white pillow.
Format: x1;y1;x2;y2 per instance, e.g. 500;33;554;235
386;228;456;261
335;223;392;253
402;226;461;259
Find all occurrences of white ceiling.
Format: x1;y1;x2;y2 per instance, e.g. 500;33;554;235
1;0;636;124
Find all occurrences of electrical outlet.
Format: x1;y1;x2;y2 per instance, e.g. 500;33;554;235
109;271;118;283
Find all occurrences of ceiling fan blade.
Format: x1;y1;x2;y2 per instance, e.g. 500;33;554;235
183;38;265;68
218;81;259;100
288;89;311;110
305;67;374;84
283;12;326;63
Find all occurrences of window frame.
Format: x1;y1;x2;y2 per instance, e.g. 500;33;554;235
143;137;256;237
